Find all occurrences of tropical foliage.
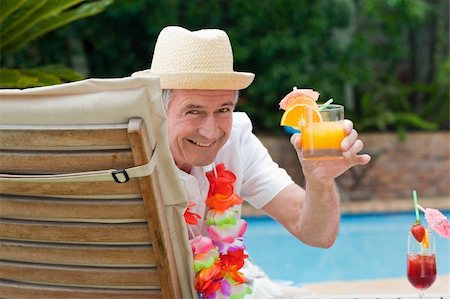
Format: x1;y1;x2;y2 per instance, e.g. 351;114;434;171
2;0;448;135
0;0;113;88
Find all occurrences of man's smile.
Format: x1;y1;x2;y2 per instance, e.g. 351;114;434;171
187;139;214;147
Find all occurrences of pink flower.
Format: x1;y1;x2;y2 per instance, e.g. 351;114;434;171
190;235;214;255
208;219;248;253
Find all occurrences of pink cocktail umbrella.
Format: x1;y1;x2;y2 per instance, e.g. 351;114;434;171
418;204;450;239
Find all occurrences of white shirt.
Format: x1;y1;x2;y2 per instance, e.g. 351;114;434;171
178;112;293;237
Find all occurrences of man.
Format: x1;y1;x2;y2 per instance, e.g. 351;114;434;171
133;26;370;298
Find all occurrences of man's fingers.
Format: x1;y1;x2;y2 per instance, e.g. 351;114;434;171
290;133;300;148
343;139;371;165
341;129;358;151
343;119;353;135
357;154;372;165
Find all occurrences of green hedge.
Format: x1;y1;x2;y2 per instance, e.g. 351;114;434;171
3;0;449;135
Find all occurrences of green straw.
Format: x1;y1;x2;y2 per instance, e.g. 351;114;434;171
413;190;420;223
319;98;334;111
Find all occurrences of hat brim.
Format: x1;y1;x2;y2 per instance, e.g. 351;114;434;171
132;70;254;90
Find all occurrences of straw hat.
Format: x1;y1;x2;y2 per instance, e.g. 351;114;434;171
132;26;255;90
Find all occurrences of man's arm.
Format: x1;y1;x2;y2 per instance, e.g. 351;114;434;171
262;181;339;248
261;119;370;248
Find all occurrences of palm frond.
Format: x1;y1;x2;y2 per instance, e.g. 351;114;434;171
1;0;113;55
1;0;85;48
0;0;45;40
0;66;84;88
0;0;26;23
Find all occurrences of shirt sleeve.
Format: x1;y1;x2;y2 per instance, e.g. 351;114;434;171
234;113;294;209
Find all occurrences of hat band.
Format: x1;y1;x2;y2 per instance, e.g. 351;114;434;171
133;70;254;90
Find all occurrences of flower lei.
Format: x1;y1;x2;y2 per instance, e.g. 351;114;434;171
184;163;252;299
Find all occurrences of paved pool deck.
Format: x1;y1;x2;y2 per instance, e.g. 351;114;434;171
302;274;450;296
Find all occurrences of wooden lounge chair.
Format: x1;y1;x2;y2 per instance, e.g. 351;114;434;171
0;77;196;299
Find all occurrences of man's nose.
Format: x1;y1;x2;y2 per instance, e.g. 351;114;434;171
198;116;219;140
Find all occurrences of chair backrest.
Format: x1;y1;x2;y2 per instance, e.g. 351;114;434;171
0;77;196;299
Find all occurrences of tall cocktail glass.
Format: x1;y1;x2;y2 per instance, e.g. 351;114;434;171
407;231;437;298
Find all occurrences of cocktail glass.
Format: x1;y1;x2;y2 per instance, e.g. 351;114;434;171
407;231;437;298
301;104;345;160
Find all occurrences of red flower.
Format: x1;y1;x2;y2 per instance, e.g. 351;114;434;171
184;201;201;225
194;261;222;294
206;164;243;211
220;249;248;270
206;164;236;197
200;279;222;296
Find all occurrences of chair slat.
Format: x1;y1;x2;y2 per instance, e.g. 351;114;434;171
0;124;130;150
0;220;151;244
0;241;155;267
0;180;141;197
0;150;135;174
0;280;163;299
0;261;160;288
0;195;146;223
0;119;191;298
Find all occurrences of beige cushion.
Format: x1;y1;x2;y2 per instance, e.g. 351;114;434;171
0;76;196;298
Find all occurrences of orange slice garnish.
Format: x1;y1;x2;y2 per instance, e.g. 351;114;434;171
280;103;322;129
421;229;430;249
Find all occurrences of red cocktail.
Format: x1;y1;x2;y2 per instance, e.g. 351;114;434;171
407;253;437;290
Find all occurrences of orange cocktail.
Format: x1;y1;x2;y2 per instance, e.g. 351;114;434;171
301;104;345;160
279;88;345;160
302;120;345;160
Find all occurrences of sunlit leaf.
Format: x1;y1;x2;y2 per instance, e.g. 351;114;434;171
1;0;113;55
0;0;26;23
0;66;84;88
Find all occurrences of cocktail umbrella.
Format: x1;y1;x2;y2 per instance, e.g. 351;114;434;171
418;204;450;239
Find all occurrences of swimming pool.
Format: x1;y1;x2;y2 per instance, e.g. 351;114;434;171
243;211;450;285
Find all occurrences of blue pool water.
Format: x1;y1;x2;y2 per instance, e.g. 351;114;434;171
243;211;450;284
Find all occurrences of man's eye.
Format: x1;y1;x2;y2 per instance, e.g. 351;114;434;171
187;110;200;115
218;108;231;113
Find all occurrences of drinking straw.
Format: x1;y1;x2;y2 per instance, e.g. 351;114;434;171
413;190;420;223
318;98;334;111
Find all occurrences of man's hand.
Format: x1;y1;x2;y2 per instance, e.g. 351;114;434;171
290;119;371;181
263;120;370;248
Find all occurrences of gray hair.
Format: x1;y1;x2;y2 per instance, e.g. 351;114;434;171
161;89;239;111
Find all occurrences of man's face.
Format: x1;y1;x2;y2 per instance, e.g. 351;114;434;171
166;89;235;172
